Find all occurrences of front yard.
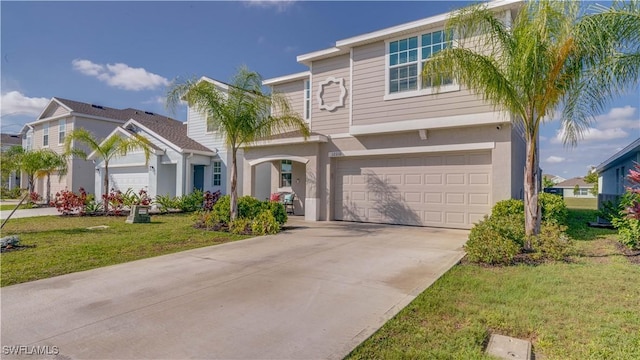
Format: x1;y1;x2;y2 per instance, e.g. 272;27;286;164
1;214;246;287
348;210;640;360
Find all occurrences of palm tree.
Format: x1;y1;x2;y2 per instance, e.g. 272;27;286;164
1;145;24;187
423;0;640;246
35;149;68;205
64;128;151;214
167;66;310;220
19;149;46;195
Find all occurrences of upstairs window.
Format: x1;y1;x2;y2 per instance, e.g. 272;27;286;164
280;160;292;187
206;118;215;133
304;80;311;120
58;120;66;144
43;122;49;147
388;30;453;95
212;161;222;186
25;132;33;150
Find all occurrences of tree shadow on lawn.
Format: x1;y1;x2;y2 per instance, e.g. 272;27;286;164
566;208;617;241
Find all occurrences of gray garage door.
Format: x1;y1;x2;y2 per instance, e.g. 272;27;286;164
334;151;492;229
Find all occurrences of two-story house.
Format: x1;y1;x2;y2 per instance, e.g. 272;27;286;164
237;0;526;229
596;137;640;206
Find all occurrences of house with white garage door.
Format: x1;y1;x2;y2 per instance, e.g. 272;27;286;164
238;0;526;229
90;112;219;200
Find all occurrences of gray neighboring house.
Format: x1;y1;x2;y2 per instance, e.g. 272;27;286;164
596;137;640;205
1;133;22;190
553;177;596;199
90;112;218;200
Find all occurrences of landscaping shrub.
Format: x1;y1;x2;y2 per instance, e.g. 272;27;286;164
489;212;526;246
203;190;222;211
122;188;152;207
530;222;573;261
238;195;263;219
261;201;288;225
176;189;204;212
212;195;231;224
155;194;179;213
52;188;87;215
1;187;22;199
251;210;280;235
229;217;252;235
29;191;42;205
465;215;520;265
612;217;640;249
539;192;568;225
491;199;524;218
103;189;125;215
84;200;103;214
192;210;226;231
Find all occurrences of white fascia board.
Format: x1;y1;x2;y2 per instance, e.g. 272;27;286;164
595;137;640;172
297;47;345;65
197;76;230;91
185;149;218;156
349;112;508;135
263;71;310;86
329;142;496;158
248;135;328;148
299;0;522;64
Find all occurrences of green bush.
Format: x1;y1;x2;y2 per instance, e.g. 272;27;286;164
539;193;568;225
492;199;524;218
261;201;288;225
177;190;204;212
229;217;252;235
238;196;263;219
192;210;226;231
212;195;231;224
251;210;280;235
490;212;526;246
465;216;520;265
612;217;640;249
155;194;179;213
530;222;573;261
1;187;23;199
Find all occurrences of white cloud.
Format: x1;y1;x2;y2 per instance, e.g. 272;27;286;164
143;96;166;106
0;91;49;117
546;155;565;164
245;0;296;12
72;59;169;91
594;105;639;130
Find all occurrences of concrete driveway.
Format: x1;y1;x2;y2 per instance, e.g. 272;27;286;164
1;219;468;359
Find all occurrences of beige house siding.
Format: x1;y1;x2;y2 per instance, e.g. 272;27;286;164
351;40;494;127
272;80;305;120
311;54;350;134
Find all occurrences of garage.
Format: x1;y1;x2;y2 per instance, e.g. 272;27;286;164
108;166;149;193
334;151;492;229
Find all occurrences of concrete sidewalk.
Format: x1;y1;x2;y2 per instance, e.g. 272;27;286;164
1;219;468;359
0;206;59;220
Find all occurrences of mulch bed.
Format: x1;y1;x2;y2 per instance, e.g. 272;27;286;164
615;242;640;265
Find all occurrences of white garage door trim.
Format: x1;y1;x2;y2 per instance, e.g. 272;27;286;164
334;151;492;229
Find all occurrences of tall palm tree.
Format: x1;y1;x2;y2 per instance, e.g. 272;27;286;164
35;149;68;204
64;128;151;214
18;149;47;196
167;66;310;220
423;0;640;246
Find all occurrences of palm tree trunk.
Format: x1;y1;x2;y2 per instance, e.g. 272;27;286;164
230;149;238;221
46;173;51;205
524;133;541;249
103;164;109;215
28;174;35;195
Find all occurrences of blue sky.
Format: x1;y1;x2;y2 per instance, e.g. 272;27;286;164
1;0;638;179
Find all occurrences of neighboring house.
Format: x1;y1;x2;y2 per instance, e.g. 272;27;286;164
543;173;565;185
21;97;132;196
91;113;217;200
596;137;640;204
228;0;526;229
553;177;597;199
1;133;22;190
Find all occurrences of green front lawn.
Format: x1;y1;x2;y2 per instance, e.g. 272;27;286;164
1;214;246;287
564;197;598;209
0;204;32;211
348;210;639;360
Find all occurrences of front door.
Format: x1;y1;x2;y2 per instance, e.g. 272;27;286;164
193;165;205;191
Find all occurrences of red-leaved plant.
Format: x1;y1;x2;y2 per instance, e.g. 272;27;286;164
52;188;87;215
625;163;640;220
103;189;125;215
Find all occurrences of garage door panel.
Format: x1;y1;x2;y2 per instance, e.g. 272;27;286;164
335;151;492;229
109;167;149;193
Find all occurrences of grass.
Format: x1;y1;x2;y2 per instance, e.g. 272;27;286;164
347;209;639;360
0;214;247;287
564;197;597;209
0;204;32;211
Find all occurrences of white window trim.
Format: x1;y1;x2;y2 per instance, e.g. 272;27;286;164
58;119;66;145
42;122;49;147
280;160;292;188
212;161;222;186
303;79;311;121
384;31;460;101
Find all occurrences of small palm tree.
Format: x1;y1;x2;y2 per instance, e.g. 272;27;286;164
1;145;24;187
35;149;68;204
423;0;640;245
64;128;151;214
167;66;310;220
19;149;47;195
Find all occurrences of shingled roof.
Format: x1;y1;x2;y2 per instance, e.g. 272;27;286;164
1;133;22;147
54;97;213;154
555;177;589;188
